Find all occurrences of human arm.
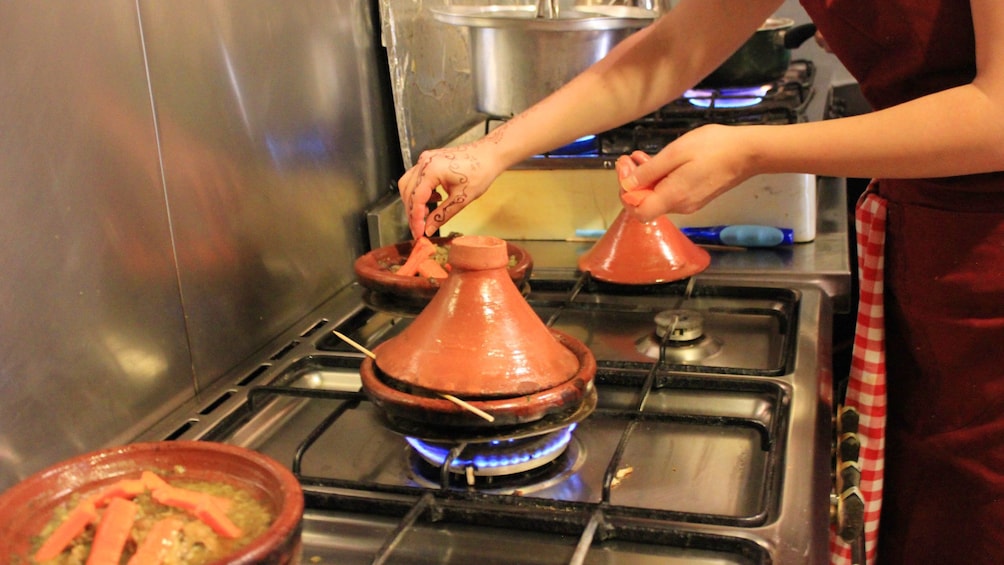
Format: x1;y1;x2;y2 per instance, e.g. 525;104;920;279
623;0;1004;220
398;0;785;238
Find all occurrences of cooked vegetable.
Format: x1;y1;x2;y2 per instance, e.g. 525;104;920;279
150;486;242;539
32;501;99;562
89;480;146;508
395;236;437;277
125;517;183;565
139;471;170;492
386;237;517;280
84;497;136;565
417;257;449;279
31;472;273;565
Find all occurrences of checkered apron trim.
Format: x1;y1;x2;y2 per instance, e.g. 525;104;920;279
830;185;887;565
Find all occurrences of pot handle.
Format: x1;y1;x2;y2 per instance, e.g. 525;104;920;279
780;23;818;50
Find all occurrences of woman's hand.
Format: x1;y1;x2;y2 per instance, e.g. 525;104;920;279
397;140;505;239
618;124;758;221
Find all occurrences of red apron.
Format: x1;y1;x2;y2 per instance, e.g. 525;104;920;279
798;2;1004;564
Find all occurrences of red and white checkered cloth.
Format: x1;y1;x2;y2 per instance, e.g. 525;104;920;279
830;186;888;565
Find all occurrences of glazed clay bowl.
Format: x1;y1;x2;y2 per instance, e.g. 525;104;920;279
353;236;533;304
361;329;597;430
0;440;304;565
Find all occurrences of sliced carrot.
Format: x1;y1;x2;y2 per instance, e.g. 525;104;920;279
417;257;448;279
194;499;243;539
33;499;99;561
395;236;436;277
126;517;184;565
85;497;137;565
89;478;147;507
149;485;202;512
151;486;243;539
140;470;171;491
144;472;233;512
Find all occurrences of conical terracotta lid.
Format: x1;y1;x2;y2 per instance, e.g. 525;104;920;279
578;208;711;284
373;235;580;397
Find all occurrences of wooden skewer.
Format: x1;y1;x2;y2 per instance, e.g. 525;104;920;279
332;331;496;423
437;393;495;423
333;331;376;360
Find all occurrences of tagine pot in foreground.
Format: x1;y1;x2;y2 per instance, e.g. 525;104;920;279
0;441;303;565
578;208;711;284
360;235;596;429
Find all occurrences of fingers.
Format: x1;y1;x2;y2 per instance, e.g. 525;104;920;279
631;187;671;222
615;155;637;189
398;166;432;240
397;146;491;239
617;150;658;192
629;150;652;165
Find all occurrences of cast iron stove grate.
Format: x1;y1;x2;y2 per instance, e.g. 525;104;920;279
188;278;808;564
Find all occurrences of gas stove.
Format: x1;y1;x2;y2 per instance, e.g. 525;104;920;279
502;60;815;165
443;60;820;243
139;269;834;564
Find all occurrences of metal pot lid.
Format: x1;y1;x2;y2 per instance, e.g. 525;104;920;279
431;5;656;31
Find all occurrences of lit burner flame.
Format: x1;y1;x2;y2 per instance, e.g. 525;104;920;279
545;135;598;157
406;425;576;474
684;85;772;109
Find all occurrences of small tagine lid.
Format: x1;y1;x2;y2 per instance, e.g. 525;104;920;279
373;235;579;397
578;208;711;284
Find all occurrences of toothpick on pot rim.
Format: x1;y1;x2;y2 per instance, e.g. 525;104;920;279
437;394;495;423
331;330;496;423
332;331;375;359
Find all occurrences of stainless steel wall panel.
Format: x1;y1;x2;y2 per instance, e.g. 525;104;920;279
0;0;399;491
138;0;396;387
379;0;669;167
0;2;194;489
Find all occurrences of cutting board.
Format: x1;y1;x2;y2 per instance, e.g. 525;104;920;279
441;169;817;242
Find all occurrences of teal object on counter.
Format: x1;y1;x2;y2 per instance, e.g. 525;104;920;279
680;225;793;247
575;225;794;247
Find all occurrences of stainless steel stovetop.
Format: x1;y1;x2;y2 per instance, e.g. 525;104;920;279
138;269;834;565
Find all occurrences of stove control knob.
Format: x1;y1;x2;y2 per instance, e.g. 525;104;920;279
837;405;859;434
837;487;865;542
833;405;865;543
839;432;861;464
837;460;861;494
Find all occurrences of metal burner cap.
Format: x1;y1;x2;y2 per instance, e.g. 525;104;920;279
655;309;704;342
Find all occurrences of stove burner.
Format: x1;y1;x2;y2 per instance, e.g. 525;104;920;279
637;309;723;363
544;134;599;157
684;85;772;109
656;309;705;342
407;425;576;477
407;426;586;493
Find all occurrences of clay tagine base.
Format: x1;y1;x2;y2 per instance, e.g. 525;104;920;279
361;234;599;432
360;328;597;433
578;209;710;285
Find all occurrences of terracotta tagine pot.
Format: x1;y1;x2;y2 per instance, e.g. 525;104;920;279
360;235;596;429
578;208;711;285
0;441;303;565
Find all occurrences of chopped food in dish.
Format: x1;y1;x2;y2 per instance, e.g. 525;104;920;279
385;237;517;280
30;470;273;565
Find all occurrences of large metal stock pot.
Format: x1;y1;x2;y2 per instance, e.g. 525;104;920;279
432;5;656;117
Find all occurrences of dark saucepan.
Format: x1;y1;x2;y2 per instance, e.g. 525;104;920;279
698;18;817;88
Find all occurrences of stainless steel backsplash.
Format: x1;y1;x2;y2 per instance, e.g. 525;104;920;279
380;0;671;168
0;0;398;490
